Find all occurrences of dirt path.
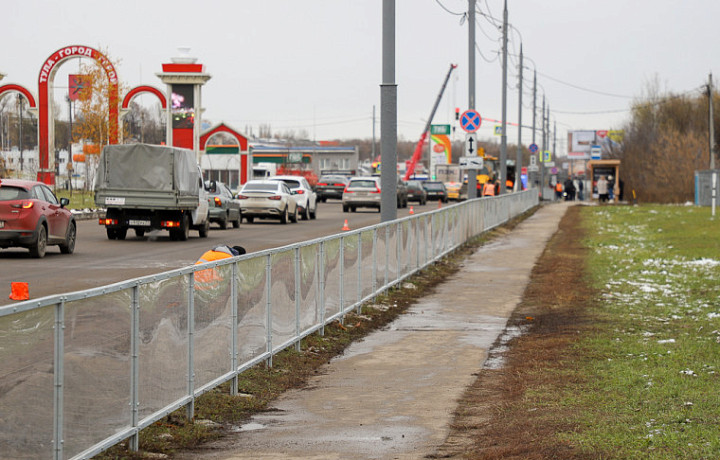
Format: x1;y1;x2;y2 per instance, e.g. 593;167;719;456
431;204;592;459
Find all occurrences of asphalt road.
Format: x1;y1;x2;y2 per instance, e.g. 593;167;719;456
0;200;441;304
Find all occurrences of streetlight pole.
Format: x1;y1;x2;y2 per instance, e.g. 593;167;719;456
17;93;24;174
499;0;508;194
380;0;398;222
467;0;478;199
709;73;716;170
515;44;523;192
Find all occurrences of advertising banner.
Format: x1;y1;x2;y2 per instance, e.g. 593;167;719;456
429;125;451;178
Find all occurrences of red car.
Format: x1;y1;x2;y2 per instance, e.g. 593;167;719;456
0;178;76;258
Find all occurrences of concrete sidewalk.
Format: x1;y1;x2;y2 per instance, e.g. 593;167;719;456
179;202;571;460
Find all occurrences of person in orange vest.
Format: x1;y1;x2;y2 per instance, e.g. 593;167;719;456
482;180;495;197
506;179;514;191
194;245;246;288
554;181;563;200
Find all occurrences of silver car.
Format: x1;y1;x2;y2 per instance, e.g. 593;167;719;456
237;180;299;224
268;175;318;220
342;176;382;212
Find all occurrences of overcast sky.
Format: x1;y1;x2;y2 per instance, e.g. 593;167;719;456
3;0;720;154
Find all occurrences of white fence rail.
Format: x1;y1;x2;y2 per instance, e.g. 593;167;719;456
0;191;537;459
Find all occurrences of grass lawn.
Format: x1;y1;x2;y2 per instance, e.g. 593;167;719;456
560;205;720;458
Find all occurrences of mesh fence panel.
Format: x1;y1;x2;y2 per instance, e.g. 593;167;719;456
0;306;55;459
323;238;342;319
342;235;360;311
237;257;269;365
194;263;234;389
138;277;189;421
270;249;296;350
360;230;376;300
63;291;132;459
298;244;321;333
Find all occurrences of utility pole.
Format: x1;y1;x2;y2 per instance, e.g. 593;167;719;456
540;96;545;200
709;73;716;170
467;0;477;199
372;105;376;160
380;0;398;222
499;0;508;194
515;44;523;192
17;94;23;173
532;70;537;189
67;96;73;193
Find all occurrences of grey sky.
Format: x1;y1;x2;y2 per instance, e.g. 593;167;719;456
3;0;719;154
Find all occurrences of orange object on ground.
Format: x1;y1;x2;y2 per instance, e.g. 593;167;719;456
342;219;350;231
9;282;29;301
409;206;414;215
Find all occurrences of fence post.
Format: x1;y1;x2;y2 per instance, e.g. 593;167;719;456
339;235;345;318
372;228;378;299
265;254;273;367
384;225;389;291
129;286;140;451
319;241;326;336
231;262;238;395
294;248;301;352
186;273;195;420
357;233;362;312
53;299;65;460
396;221;401;281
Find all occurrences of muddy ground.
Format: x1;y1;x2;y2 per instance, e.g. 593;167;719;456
430;204;592;459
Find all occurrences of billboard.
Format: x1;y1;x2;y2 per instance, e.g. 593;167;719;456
171;84;195;129
568;130;625;159
429;125;451;179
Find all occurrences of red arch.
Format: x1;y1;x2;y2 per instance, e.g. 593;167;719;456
122;85;167;109
0;84;37;108
37;45;119;184
199;123;249;151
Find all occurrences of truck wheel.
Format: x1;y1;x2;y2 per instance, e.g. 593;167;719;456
116;228;128;240
178;215;190;241
246;216;254;224
199;219;210;238
135;229;145;238
343;205;349;212
107;228;117;240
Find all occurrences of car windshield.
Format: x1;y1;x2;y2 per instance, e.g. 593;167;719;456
320;176;345;184
0;186;30;201
348;180;378;188
243;183;279;192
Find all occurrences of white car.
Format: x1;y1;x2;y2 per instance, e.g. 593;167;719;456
237;180;298;224
268;175;318;220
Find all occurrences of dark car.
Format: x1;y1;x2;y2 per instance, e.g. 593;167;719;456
0;178;76;258
315;175;349;202
405;180;427;205
396;178;408;208
422;181;448;202
206;180;241;229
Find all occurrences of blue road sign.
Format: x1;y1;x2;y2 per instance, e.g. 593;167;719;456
529;143;538;153
460;110;482;133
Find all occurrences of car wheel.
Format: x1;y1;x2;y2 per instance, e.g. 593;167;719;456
280;207;288;224
302;205;309;221
30;224;47;258
218;213;228;229
343;205;349;212
290;206;298;223
59;222;76;254
232;213;240;228
310;204;317;219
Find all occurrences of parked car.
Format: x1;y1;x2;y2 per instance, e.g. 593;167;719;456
205;180;241;229
267;175;318;220
315;175;349;202
342;176;382;212
396;178;409;208
0;178;76;258
405;180;427;205
237;180;298;224
422;181;448;202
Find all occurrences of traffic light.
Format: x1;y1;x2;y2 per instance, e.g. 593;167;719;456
455;107;460;120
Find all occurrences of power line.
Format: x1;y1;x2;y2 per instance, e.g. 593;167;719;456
434;0;465;16
535;70;634;99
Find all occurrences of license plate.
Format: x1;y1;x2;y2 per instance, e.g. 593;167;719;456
105;197;125;205
128;219;151;226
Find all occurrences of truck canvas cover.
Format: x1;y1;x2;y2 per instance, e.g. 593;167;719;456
96;144;200;197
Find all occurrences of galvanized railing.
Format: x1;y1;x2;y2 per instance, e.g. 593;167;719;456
0;191;537;460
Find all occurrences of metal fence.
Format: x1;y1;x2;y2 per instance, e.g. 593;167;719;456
0;191;537;460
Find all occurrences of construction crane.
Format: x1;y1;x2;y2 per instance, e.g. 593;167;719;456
403;63;457;181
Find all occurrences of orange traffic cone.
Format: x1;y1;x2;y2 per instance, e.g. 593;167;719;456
409;206;414;215
9;282;29;301
437;200;442;209
342;219;350;231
